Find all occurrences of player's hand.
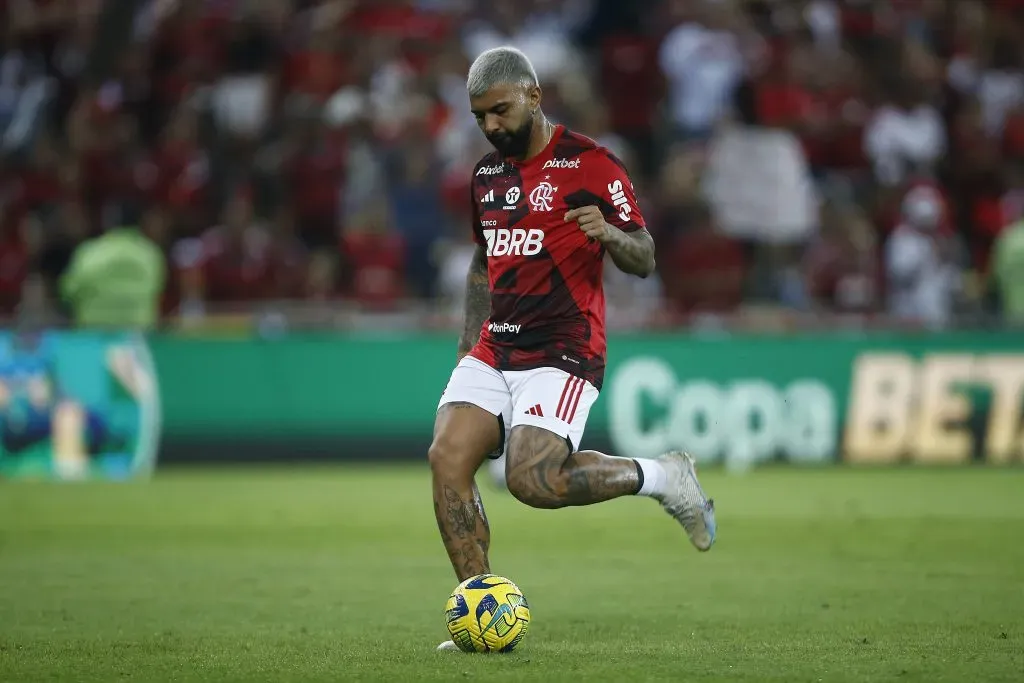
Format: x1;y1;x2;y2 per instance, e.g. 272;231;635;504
565;206;614;243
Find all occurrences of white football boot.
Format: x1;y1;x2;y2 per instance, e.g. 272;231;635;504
653;451;716;551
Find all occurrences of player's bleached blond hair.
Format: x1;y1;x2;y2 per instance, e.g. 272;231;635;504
466;47;539;98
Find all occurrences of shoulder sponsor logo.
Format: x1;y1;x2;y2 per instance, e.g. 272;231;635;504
542;158;580;170
477;164;505;175
607;179;632;223
529;182;558;212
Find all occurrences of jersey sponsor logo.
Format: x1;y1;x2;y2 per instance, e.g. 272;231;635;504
607;179;634;223
529;181;558;212
482;228;545;257
487;322;521;334
481;189;495;203
477;164;505;175
480;219;498;227
504;186;521;209
542;158;580;170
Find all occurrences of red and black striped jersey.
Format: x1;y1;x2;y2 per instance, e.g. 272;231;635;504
467;125;646;391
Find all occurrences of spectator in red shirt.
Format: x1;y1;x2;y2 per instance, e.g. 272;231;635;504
191;190;283;304
803;202;881;314
0;216;31;317
660;203;746;317
285;23;348;105
287;117;346;249
134;106;209;233
8;134;67;231
756;42;869;176
598;30;662;175
340;200;406;311
1004;104;1024;162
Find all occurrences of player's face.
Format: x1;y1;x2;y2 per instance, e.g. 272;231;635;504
470;84;540;158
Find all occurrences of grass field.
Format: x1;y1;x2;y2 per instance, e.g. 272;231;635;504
1;464;1022;682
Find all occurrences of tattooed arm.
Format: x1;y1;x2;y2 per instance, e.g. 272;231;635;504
456;244;490;363
602;227;657;278
565;206;656;278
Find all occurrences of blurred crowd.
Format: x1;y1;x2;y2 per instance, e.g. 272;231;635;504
3;0;1024;331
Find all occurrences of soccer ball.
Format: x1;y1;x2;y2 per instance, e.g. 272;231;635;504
443;574;531;653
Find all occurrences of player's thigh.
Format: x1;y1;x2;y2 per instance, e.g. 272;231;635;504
503;367;600;469
431;357;512;474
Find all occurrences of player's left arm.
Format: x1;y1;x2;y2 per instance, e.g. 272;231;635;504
564;154;656;278
598;222;656;278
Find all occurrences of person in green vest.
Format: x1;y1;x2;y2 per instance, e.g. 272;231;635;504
59;207;167;330
990;218;1024;324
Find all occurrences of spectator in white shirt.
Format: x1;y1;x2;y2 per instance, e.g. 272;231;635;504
658;2;747;142
884;186;962;329
864;78;946;187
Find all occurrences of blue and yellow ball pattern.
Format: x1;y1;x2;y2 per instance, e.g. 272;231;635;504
444;574;531;653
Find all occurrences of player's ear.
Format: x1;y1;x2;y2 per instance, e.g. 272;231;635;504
529;85;541;111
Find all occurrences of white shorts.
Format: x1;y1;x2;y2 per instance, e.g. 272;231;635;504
437;356;599;459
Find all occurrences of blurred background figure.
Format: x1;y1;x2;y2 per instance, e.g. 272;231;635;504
884;185;963;329
989;214;1024;324
0;0;1022;332
59;205;167;330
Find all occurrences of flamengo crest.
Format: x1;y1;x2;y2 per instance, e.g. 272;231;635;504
529;182;558;212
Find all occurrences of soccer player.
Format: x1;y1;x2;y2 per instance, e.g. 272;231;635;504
432;47;716;649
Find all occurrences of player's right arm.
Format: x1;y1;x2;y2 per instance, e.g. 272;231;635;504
456;244;489;364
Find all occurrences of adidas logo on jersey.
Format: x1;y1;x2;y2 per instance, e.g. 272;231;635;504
481;189;495;203
476;164;505;175
542;158;580;170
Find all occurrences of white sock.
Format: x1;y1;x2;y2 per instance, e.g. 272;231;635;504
633;458;667;497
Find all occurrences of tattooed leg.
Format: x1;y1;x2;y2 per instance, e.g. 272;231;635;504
429;402;499;581
433;481;491;580
505;425;640;509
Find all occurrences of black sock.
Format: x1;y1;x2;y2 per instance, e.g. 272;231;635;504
632;459;644;494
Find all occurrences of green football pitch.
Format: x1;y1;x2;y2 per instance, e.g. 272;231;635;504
1;464;1022;682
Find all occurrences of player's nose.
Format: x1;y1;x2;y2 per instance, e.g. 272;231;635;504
483;114;503;136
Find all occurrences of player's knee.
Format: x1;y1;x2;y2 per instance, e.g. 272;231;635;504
428;434;476;480
429;403;501;478
505;472;564;509
427;437;457;475
504;426;569;509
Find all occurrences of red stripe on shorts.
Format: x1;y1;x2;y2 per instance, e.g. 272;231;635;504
567;379;585;424
555;376;574;418
558;377;581;421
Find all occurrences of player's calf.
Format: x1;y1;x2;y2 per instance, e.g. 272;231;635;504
504;425;642;508
428;402;500;580
504;426;717;549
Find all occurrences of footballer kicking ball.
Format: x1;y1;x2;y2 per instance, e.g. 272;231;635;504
444;574;531;653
